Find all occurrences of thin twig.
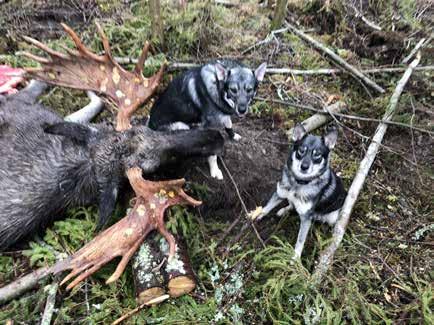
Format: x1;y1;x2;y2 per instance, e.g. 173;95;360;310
402;35;432;64
218;158;266;249
111;294;170;325
256;97;434;136
312;52;422;282
284;21;385;93
40;281;59;325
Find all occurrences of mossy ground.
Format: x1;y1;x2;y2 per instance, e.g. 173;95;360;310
0;0;433;323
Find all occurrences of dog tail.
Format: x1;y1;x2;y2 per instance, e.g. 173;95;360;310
162;128;224;158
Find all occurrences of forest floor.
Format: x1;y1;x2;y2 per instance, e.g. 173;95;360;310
0;0;433;324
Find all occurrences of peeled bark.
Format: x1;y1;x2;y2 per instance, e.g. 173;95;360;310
132;235;166;304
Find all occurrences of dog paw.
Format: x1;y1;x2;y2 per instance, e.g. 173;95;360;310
248;206;264;221
211;167;224;180
233;133;242;141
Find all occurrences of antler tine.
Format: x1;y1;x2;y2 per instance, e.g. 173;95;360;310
95;22;114;61
60;23;105;63
134;41;150;75
22;36;69;60
20;52;50;64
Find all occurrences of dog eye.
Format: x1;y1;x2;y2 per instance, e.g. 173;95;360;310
246;87;253;93
298;147;306;155
230;87;238;93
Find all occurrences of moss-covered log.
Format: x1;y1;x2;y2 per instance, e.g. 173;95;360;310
132;234;166;304
159;236;196;298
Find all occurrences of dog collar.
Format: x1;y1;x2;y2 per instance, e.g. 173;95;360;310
295;178;311;185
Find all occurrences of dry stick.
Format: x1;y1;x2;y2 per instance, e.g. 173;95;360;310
402;35;432;64
286;101;347;139
110;55;434;75
40;281;59;325
0;265;56;305
284;21;385;94
218;158;266;249
257;97;434;136
111;294;170;325
312;52;422;282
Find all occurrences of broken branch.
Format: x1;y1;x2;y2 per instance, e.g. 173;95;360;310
284;21;385;93
312;52;422;282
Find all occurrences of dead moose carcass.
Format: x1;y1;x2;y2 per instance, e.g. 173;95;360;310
0;23;224;252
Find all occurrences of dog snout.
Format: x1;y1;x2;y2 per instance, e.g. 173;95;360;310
300;161;310;172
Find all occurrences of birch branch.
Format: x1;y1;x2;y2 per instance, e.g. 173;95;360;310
40;281;59;325
402;35;432;64
312;52;422;282
286;101;347;139
102;55;434;75
284;21;385;93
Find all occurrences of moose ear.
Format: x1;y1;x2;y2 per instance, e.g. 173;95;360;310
215;63;227;81
44;122;96;145
292;123;306;142
254;62;267;82
323;126;338;149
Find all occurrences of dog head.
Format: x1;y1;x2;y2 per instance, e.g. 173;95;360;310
215;62;267;116
287;124;338;182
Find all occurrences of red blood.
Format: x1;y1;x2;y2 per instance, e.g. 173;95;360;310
0;65;25;94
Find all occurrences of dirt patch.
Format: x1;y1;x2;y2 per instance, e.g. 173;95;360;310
155;117;289;220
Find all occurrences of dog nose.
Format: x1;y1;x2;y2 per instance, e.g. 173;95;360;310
301;161;309;171
238;106;247;114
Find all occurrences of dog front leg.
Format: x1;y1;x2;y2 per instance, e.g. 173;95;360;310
208;155;223;180
293;216;312;258
254;192;284;221
221;115;241;141
277;203;294;217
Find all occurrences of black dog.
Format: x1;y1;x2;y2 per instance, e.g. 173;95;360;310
148;59;267;179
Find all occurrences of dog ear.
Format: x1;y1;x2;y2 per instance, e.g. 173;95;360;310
323;127;338;149
44;122;96;145
292;123;306;142
254;62;267;82
215;63;226;81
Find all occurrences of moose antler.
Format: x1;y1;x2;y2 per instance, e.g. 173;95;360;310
52;167;201;290
22;23;165;131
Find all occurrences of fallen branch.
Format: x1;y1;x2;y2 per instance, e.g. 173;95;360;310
111;55;434;75
257;97;434;136
0;266;54;305
286;101;347;139
111;294;170;325
284;21;385;93
401;35;432;64
312;52;422;282
40;281;59;325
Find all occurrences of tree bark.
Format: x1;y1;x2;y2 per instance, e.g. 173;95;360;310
159;236;196;297
271;0;288;30
149;0;164;45
132;234;166;304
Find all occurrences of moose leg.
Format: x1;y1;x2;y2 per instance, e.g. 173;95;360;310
64;91;104;123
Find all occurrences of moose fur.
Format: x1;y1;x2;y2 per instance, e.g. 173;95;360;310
0;88;224;251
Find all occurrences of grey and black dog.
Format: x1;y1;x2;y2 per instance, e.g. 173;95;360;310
148;59;267;180
253;124;347;258
0;82;224;251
